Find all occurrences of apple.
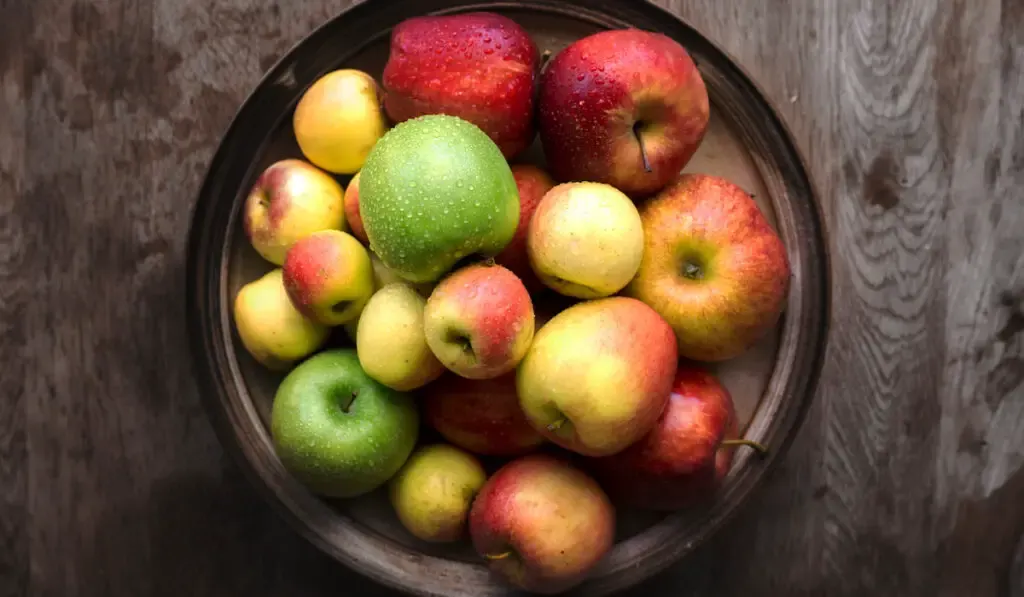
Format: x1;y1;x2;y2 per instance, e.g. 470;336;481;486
382;12;540;159
281;229;375;326
341;252;436;343
537;28;710;197
233;269;330;371
388;443;488;543
243;159;347;265
359;114;520;284
343;172;368;244
494;164;555;294
422;372;545;457
516;296;678;457
423;263;535;380
625;173;790;361
527;182;645;299
270;348;420;498
293;69;388;175
586;364;765;510
469;454;615;594
356;283;445;392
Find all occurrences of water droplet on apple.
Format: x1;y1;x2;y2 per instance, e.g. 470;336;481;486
576;73;585;81
483;36;492;43
484;48;494;55
495;43;502;50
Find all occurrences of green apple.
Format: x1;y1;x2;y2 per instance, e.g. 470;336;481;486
281;230;375;326
388;443;488;543
527;182;645;299
516;297;679;457
357;283;445;391
359;114;520;284
270;349;419;498
233;269;330;371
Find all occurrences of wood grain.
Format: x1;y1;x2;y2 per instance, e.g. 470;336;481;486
3;0;1023;595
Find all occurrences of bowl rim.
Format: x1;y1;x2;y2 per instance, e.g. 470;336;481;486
185;1;833;595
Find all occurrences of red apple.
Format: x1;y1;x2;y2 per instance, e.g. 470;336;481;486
587;364;763;510
422;372;545;457
469;454;615;594
423;264;535;379
343;172;367;244
382;12;540;159
494;164;555;294
625;173;790;361
537;28;710;198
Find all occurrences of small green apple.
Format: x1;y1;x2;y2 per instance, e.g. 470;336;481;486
356;283;445;391
282;229;375;326
233;269;330;371
270;348;420;498
388;443;488;543
359;115;520;284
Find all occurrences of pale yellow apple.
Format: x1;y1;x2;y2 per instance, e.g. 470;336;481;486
357;283;445;391
527;182;645;299
244;159;347;265
293;69;388;174
233;269;330;371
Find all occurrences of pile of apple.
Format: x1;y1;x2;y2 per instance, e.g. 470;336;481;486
231;12;790;595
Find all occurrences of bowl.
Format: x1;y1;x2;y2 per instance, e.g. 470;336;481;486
185;1;831;595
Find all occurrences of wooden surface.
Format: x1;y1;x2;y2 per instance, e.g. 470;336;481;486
2;0;1022;595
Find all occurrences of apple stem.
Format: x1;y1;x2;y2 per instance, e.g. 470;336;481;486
484;551;513;561
546;419;565;432
340;390;358;414
633;122;652;173
540;49;553;70
720;438;769;456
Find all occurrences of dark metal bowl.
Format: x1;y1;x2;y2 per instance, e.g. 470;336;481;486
186;1;831;595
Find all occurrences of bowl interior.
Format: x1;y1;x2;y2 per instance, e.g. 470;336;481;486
190;2;829;595
227;7;780;561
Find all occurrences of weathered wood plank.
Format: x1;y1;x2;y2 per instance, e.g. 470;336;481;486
0;0;30;594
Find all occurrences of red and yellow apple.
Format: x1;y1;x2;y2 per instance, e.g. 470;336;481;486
587;364;758;510
527;182;644;299
537;28;710;197
495;165;556;294
382;12;540;159
281;229;374;326
516;296;678;457
343;172;367;244
626;173;790;362
469;454;615;594
243;159;347;265
424;264;535;380
422;372;544;457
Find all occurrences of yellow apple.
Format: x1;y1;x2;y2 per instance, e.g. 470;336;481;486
243;159;347;266
293;69;388;174
233;269;330;371
357;283;445;391
527;182;645;299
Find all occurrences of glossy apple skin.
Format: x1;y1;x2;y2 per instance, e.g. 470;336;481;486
625;173;790;362
469;454;615;594
537;28;710;197
281;229;374;326
422;372;545;457
586;364;740;511
382;12;540;159
343;172;367;244
243;159;346;265
424;264;535;380
516;297;678;457
495;165;555;294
